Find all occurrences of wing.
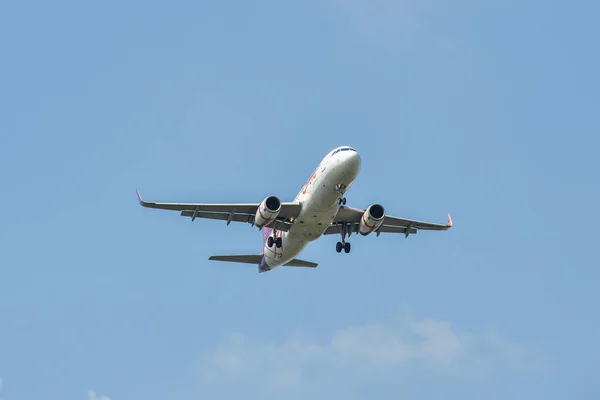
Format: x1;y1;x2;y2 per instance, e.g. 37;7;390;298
136;189;301;232
323;206;452;237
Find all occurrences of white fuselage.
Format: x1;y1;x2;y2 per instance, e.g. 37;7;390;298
262;147;361;269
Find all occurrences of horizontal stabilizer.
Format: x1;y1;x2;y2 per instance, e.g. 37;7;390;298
208;255;262;264
208;255;318;268
284;259;318;268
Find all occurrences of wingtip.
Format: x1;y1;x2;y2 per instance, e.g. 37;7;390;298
136;188;143;204
447;213;453;227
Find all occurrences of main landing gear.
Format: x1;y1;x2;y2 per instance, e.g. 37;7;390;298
336;241;351;253
335;222;351;253
267;235;282;248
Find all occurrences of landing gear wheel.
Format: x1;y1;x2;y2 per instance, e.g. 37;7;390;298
336;242;343;253
344;242;351;253
276;237;282;248
267;237;274;247
336;184;347;205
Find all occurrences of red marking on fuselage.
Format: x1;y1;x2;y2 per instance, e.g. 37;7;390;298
301;171;318;195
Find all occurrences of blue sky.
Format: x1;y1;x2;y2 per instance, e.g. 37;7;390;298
1;0;599;399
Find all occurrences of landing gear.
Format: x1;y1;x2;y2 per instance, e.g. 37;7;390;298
336;184;347;205
267;235;282;248
335;222;352;253
336;241;351;253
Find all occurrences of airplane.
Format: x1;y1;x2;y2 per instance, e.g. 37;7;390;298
136;145;452;273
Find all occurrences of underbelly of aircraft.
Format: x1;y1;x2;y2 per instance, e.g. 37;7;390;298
289;199;338;240
291;169;348;238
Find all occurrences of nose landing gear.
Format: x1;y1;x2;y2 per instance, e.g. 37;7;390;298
336;184;347;205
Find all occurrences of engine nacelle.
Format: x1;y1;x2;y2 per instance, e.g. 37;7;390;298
359;204;385;235
254;195;281;228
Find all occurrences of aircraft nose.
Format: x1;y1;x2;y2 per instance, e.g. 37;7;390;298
345;150;361;173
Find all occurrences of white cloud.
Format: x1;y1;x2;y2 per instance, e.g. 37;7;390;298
0;377;3;392
88;390;110;400
198;312;548;390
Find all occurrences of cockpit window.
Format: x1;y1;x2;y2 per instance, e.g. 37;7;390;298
331;147;356;156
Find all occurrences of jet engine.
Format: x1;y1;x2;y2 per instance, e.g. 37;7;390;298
254;195;281;228
358;204;385;235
